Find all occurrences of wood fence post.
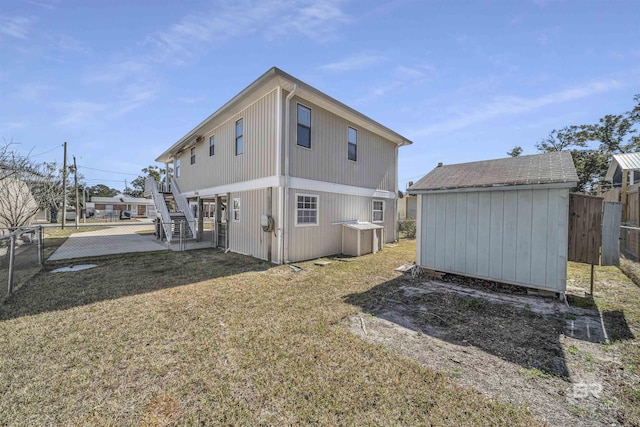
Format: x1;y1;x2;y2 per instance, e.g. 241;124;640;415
7;234;16;296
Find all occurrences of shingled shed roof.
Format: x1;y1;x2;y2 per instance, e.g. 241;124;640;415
409;151;578;192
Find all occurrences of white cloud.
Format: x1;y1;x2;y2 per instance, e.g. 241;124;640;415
48;34;90;54
0;15;37;39
112;82;159;116
358;64;436;101
145;0;349;64
54;101;107;127
320;53;387;73
409;78;622;138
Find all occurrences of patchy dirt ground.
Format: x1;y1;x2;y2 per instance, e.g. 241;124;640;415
344;272;640;426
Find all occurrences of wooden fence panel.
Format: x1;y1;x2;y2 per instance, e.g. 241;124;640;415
568;193;603;265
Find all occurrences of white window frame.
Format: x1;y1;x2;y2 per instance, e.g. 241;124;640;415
295;193;319;227
235;118;243;155
232;198;240;222
372;200;384;223
296;103;312;150
347;126;357;162
190;147;196;165
175;157;181;178
209;135;215;156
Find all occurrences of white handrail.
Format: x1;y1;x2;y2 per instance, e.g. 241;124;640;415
146;177;173;242
170;178;197;239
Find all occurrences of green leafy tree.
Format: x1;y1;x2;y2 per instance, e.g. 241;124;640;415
128;165;166;198
536;94;639;193
87;184;119;198
507;146;523;157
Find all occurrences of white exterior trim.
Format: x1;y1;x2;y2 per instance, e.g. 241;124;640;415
181;176;282;198
289;177;396;199
415;194;422;264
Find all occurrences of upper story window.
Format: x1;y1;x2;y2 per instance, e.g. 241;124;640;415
232;198;240;222
348;127;357;161
209;135;215;156
296;194;318;226
235;119;243;155
175;158;181;178
190;147;196;165
297;104;311;149
372;200;384;222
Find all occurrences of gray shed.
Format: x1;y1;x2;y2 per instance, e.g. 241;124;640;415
409;151;578;293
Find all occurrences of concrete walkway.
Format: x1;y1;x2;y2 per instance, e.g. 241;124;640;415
48;224;169;261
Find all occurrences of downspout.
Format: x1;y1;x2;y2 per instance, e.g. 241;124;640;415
282;84;298;264
394;145;399;242
276;85;283;264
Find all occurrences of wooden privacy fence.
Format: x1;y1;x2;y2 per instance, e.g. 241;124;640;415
568;194;602;265
568;194;621;267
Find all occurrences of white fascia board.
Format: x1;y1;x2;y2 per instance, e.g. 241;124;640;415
410;181;577;194
604;159;619;182
289;177;396;199
180;176;283;198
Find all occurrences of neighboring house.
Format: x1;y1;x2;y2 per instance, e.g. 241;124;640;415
604;152;640;188
90;195;156;218
153;67;412;263
397;191;417;220
409;152;578;294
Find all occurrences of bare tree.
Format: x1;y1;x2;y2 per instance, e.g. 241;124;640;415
0;141;66;228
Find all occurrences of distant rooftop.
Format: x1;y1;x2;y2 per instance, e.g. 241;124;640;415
409;151;578;192
605;152;640;182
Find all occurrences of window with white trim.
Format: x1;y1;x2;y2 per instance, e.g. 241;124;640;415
297;104;311;149
348;126;357;161
175;158;180;177
235;119;243;155
296;194;318;226
372;200;384;222
190;147;196;165
232;198;240;222
209;135;215;156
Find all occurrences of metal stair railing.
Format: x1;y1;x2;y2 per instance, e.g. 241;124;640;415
146;177;174;243
170;178;197;239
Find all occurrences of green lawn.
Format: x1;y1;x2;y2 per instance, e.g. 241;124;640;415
0;241;538;426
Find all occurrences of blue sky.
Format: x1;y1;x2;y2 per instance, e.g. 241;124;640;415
1;0;639;191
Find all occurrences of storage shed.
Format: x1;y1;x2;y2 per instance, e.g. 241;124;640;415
409;151;578;293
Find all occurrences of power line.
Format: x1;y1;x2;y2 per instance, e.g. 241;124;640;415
30;144;64;158
77;165;139;176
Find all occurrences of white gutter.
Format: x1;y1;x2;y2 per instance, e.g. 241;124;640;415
282;84;298;264
276;85;283;264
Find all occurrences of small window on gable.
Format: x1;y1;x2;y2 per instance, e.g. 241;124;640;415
175;158;181;178
296;194;318;226
372;200;384;223
235;119;243;155
209;135;215;156
232;198;240;222
297;104;311;149
190;147;196;165
348;127;357;161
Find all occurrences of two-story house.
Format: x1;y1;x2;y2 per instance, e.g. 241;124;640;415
152;67;412;264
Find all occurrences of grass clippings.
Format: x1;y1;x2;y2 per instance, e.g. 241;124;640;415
0;242;536;426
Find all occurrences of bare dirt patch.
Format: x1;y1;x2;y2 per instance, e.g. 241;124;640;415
344;272;639;426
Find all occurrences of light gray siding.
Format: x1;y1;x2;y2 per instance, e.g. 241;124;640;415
287;94;397;192
176;89;279;194
227;187;279;263
287;188;395;262
417;188;569;292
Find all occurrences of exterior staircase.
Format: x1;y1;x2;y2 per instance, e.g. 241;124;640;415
145;177;196;243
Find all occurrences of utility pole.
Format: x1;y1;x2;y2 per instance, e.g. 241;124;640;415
74;156;79;229
62;142;68;229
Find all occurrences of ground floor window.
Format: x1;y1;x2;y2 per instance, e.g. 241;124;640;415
296;194;318;226
373;200;384;222
232;198;240;222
